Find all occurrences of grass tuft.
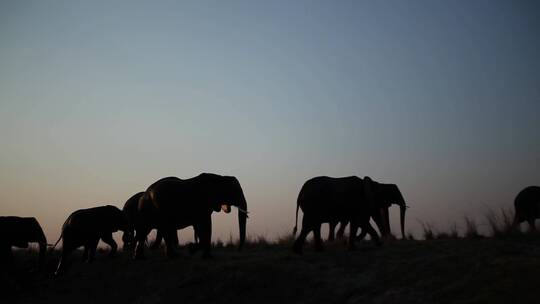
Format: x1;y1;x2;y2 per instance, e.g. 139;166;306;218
463;216;481;239
484;207;519;238
418;220;437;240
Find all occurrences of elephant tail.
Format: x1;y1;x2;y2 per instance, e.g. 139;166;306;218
49;214;71;249
49;234;62;249
293;201;300;236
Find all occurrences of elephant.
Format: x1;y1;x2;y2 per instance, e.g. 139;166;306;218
133;173;248;259
329;182;407;241
121;191;170;251
292;176;392;254
0;216;47;268
122;192;145;251
54;205;128;276
122;191;190;251
513;186;540;230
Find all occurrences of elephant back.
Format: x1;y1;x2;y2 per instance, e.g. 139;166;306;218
515;186;540;218
297;176;365;214
64;205;124;235
123;192;145;226
0;216;46;245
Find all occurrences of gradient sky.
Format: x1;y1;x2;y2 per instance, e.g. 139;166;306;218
1;1;539;244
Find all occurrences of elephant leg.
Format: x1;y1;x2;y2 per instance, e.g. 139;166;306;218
348;221;359;251
528;218;536;232
150;230;163;250
87;238;99;263
372;211;386;238
313;224;324;251
0;244;14;264
82;246;90;263
164;229;179;258
357;228;367;241
293;216;313;254
197;216;212;258
173;231;179;247
361;222;381;246
383;207;391;236
293;227;310;254
101;233;118;257
187;229;199;255
55;244;74;276
122;229;135;252
134;227;150;260
336;221;347;239
194;229;199;244
328;222;336;241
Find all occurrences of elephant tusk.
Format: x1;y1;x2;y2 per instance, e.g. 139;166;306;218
221;204;232;213
235;206;250;218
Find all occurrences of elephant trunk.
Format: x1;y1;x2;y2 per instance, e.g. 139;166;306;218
122;229;135;251
379;208;390;237
399;204;406;239
237;196;247;250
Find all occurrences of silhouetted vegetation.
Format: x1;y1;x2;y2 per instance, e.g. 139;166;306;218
463;216;481;239
485;207;519;238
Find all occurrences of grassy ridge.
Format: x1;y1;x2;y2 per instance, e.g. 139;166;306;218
3;232;540;304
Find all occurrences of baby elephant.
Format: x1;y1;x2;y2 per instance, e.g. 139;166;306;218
0;216;47;269
54;205;128;276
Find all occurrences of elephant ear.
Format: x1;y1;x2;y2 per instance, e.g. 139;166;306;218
205;175;228;212
103;205;123;233
29;217;47;243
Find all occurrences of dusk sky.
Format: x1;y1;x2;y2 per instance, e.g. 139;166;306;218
1;1;539;244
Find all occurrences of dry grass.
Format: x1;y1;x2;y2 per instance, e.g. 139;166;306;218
4;208;540;303
418;220;437;240
463;216;481;239
484;207;519;238
5;234;540;304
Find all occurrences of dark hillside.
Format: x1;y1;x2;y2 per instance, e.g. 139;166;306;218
4;236;540;304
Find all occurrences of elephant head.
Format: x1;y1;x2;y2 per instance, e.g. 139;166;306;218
363;178;407;239
1;217;47;268
121;225;135;251
377;183;407;239
513;186;540;229
26;217;47;267
102;205;130;234
121;192;145;250
208;175;248;249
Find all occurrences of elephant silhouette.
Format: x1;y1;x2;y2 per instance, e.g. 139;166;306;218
53;205;129;276
514;186;540;230
121;191;172;251
122;191;196;252
292;176;401;254
133;173;248;259
330;182;408;241
0;216;47;269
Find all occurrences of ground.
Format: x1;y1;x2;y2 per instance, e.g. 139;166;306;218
3;236;540;304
